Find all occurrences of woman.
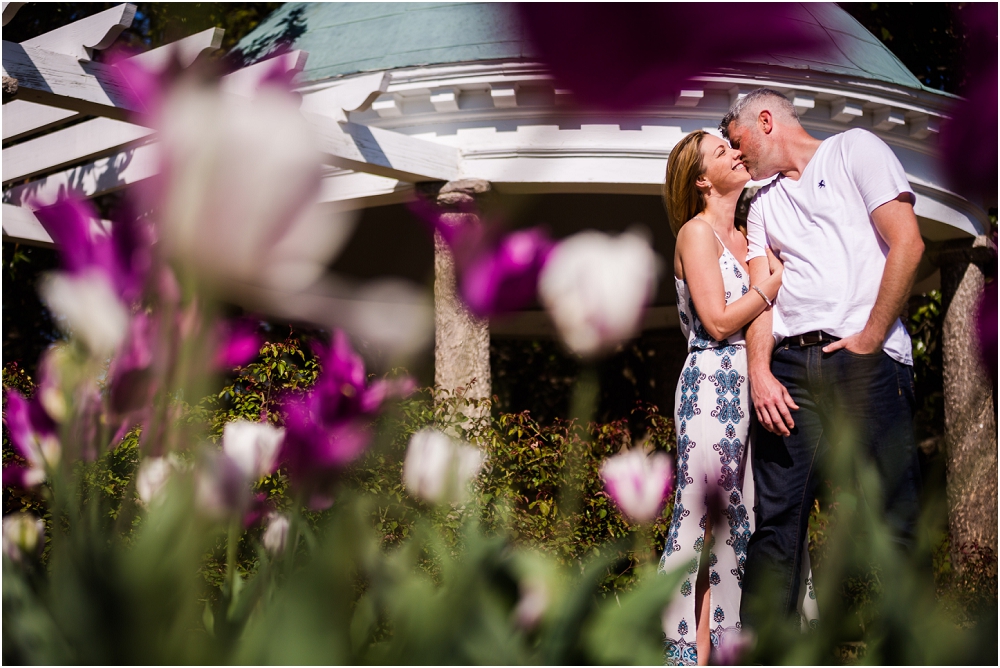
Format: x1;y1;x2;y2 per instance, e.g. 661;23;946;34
659;131;817;666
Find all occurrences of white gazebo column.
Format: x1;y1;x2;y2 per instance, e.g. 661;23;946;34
426;179;492;410
938;235;998;569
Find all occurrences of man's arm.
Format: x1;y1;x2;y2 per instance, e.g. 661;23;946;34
747;255;798;436
822;195;924;355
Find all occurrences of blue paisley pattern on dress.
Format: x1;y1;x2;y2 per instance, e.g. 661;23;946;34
660;237;818;665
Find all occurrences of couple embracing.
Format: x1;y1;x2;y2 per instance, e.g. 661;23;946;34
658;88;925;665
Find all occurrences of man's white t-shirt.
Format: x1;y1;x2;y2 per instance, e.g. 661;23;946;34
746;128;915;365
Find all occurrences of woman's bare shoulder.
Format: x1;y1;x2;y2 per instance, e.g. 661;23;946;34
675;217;715;247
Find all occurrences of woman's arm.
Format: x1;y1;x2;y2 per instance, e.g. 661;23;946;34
677;220;781;341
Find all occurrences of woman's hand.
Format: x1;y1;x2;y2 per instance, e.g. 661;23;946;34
765;247;783;277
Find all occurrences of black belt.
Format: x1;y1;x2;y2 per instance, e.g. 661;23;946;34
781;330;840;347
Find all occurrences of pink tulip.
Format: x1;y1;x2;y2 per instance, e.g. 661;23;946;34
600;449;673;523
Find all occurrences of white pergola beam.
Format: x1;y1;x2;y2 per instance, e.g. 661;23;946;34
4;141;159;207
307;111;461;182
4;112;460;207
128;26;224;71
2;101;81;142
2;202;53;246
3;29;224;143
22;3;136;61
220;49;308;98
300;71;389;122
2;40;143;120
3;116;153;184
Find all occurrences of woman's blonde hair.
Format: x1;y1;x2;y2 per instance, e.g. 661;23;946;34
663;130;707;237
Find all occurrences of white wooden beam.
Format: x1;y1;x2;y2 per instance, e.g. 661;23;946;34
22;4;136;61
2;40;143;120
2;202;53;246
2;30;222;149
2;47;303;186
300;71;389;122
317;169;413;210
3;116;153;184
220;49;308;98
2;101;81;142
306;111;461;182
4;141;159;207
2;2;25;27
129;26;224;71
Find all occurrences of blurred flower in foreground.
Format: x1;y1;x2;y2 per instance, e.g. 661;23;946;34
600;448;673;523
107;312;159;417
709;627;755;665
403;427;485;505
2;514;45;563
33;198;151;356
222;420;284;482
196;451;254;519
135;456;176;506
3;390;60;488
518;3;818;111
939;3;998;200
513;575;551;631
262;512;291;556
146;71;349;304
410;197;553;319
214;320;263;369
280;331;414;506
538;230;658;357
40;271;130;357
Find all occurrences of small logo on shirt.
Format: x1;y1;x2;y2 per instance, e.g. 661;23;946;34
818;179;826;188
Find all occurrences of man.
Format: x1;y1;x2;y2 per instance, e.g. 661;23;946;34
719;88;925;630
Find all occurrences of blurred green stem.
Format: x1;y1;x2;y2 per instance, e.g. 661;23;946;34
559;365;598;535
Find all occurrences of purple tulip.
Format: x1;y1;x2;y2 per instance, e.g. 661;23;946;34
108;312;159;415
517;3;820;111
214;320;263;369
409;198;554;318
279;331;414;503
940;3;998;199
33;198;151;305
3;390;60;488
710;628;755;665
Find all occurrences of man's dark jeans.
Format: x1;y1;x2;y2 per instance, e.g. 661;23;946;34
740;343;921;631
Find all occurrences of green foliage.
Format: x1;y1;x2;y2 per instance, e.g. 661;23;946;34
2;3;281;53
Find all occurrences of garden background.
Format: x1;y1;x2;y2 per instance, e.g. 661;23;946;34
3;3;997;665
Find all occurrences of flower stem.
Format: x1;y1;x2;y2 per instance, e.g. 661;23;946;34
559;365;599;538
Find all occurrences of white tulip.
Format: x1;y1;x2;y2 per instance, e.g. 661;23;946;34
600;449;673;523
2;514;45;563
136;457;175;506
40;270;129;356
262;513;291;556
154;81;350;297
403;428;485;505
222;419;284;481
538;230;658;357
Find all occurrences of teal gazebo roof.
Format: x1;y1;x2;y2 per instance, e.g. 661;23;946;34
234;3;927;91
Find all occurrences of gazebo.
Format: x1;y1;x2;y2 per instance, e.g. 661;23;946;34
2;2;995;561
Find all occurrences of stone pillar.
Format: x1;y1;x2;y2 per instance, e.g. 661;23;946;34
428;179;492;410
938;235;997;570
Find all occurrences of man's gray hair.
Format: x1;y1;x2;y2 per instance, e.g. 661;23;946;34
719;88;798;140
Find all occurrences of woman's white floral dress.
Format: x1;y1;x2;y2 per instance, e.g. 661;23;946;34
660;238;818;665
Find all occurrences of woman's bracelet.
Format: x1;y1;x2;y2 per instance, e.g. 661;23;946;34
751;285;772;307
